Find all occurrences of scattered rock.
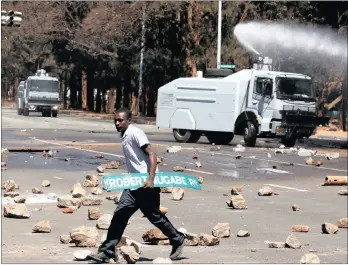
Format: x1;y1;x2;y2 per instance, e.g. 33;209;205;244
152;257;172;264
268;241;285;248
1;161;6;167
3;204;30;218
337;189;348;196
142;228;168;245
199;233;220;246
60;235;72;244
326;153;339;160
105;195;118;201
32;220;51;233
195;161;202;168
192;153;199;159
300;253;320;264
172;188;184;201
2;180;19;192
65;158;71;162
97;166;104;173
83;175;99;187
251;248;257;252
235;155;242;159
258;186;273;196
114;196;119;204
47;150;54;158
72;186;87;198
32;187;43;194
47;193;58;200
89;208;101;220
292;225;310;232
237;230;250;237
279;145;285;149
285;233;301;249
292;204;300;211
197;176;204;184
96;214;112;230
57;198;82;208
166;146;182;153
337;217;348;228
82;196;103;206
119;246;140;264
96;154;104;159
226;194;248;209
70;226;99;247
74;249;92;261
275;149;286;154
173;166;185;172
104;161;121;169
322;222;338;234
160;206;168;215
63;206;78;213
71;182;82;192
4;191;20;198
41;180;51;187
183;232;199;246
231;186;242;195
233;145;245;152
298;148;314;157
212;223;230;238
91;187;103;195
14;196;26;203
160;187;173;193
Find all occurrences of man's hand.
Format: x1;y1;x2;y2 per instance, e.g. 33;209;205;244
142;179;154;189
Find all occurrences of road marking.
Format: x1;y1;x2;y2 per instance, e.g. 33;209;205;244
30;137;125;158
199;151;347;173
185;168;214;175
264;184;308;192
257;168;292;174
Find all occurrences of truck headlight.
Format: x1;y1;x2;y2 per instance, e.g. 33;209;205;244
29;105;35;110
52;106;58;110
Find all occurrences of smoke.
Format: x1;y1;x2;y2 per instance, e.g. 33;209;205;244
234;21;347;64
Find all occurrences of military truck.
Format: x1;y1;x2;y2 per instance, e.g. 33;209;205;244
156;57;330;147
21;69;61;117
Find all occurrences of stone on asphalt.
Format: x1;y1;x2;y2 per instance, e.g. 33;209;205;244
3;204;30;218
83;174;99;187
72;186;86;198
32;220;51;233
89;208;101;220
337;217;348;228
73;249;92;261
57;198;82;208
292;204;300;211
119;246;140;264
32;187;43;194
70;226;99;247
96;214;112;230
285;233;302;249
91;187;103;195
153;257;172;264
172;188;184;201
300;253;321;264
322;222;338;234
4;191;19;198
226;194;248;209
212;223;230;238
258;186;273;196
199;233;220;246
292;225;310;232
14;196;26;203
60;235;72;244
41;180;51;187
268;241;285;248
82;196;103;206
173;166;185;172
237;230;250;237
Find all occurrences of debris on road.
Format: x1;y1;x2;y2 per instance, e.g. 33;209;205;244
275;149;286;154
322;176;347;186
14;196;26;203
89;208;101;220
195;161;202;168
235;155;242;159
142;228;168;245
57;198;82;208
298;148;315;157
285;233;302;249
83;175;99;187
192;153;199;159
292;204;301;211
91;187;103;195
258;186;273;196
73;249;92;261
47;193;58;200
32;220;51;233
210;145;221;152
300;253;320;264
97;166;104;173
172;188;184;201
119;246;140;264
337;217;348;228
82;196;103;206
152;257;172;264
237;230;250;237
292;225;310;232
212;223;230;238
105;194;118;201
63;207;78;213
231;186;242;195
3;204;30;218
4;192;20;198
226;194;248;209
279;145;285;149
267;241;285;248
173;166;185;172
199;233;220;246
60;235;72;244
41;180;51;187
233;144;245;152
326;152;339;160
96;214;112;230
160;187;173;193
305;158;323;167
337;189;348;195
96;154;104;159
103;161;121;169
267;153;272;158
166;146;181;153
197;176;204;184
72;186;87;198
322;222;338;234
2;180;19;192
70;226;99;247
32;187;43;194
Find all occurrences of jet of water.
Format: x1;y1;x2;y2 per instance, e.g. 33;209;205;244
234;21;347;62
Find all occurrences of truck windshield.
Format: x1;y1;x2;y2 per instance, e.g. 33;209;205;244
29;80;59;92
276;77;315;102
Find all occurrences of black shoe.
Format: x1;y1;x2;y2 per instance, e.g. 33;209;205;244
170;239;186;260
87;252;110;264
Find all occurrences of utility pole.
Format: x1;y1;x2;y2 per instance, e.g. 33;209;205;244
138;3;146;116
217;0;222;69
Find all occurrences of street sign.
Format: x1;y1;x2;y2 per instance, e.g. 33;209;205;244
102;172;202;191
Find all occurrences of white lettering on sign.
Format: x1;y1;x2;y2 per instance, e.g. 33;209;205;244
181;177;187;185
130;177;136;186
136;177;143;186
175;176;182;184
116;178;123;187
109;179;117;188
123;177;130;187
163;176;170;184
189;178;197;187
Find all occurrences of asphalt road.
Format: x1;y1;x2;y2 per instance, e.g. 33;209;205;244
1;108;347;264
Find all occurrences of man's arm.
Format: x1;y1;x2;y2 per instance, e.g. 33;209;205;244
141;144;157;183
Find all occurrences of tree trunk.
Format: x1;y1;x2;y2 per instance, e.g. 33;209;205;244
123;71;131;109
107;88;116;114
81;70;87;110
131;92;138;116
87;71;94;112
101;90;107;113
96;87;101;113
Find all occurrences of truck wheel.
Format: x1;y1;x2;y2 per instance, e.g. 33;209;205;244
17;109;23;115
188;131;202;143
244;121;257;147
281;137;296;148
52;110;58;118
206;132;234;145
173;129;191;142
23;108;29;116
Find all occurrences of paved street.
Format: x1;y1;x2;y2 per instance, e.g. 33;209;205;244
1;108;347;264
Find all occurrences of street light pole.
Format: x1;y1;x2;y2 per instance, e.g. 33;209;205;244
138;4;146;116
217;0;222;69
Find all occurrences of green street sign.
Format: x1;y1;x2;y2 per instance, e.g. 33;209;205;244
220;64;236;69
102;172;202;191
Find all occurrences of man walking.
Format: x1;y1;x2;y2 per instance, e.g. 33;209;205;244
88;108;185;263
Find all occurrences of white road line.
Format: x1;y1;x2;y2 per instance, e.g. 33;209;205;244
264;184;309;192
199;150;347;173
185;168;215;175
30;137;125;158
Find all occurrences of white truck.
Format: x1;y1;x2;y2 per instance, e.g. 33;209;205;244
19;69;61;117
156;58;329;147
16;80;25;115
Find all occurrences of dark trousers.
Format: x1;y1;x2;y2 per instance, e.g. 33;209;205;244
99;187;184;258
